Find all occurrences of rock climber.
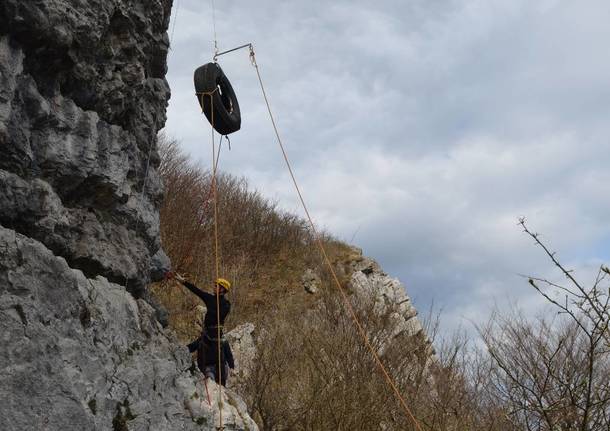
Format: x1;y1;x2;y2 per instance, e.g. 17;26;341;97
174;274;234;385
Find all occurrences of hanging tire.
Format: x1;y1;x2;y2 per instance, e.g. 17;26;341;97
194;62;241;135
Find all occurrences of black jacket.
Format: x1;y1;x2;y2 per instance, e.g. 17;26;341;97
180;280;231;329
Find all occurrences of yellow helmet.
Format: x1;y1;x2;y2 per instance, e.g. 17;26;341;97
215;278;231;291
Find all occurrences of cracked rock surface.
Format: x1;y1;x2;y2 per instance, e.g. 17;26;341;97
0;227;257;430
0;1;257;429
0;0;171;293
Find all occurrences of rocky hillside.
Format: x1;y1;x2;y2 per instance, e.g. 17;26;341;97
0;1;256;430
341;247;428;350
148;136;437;430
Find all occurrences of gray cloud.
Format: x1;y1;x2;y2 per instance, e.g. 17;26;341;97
164;0;610;336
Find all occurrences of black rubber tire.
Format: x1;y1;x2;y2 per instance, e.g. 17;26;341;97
194;62;241;135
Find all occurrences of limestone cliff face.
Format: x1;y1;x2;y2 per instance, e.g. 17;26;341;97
0;2;257;430
342;249;427;343
0;228;258;431
337;248;435;360
0;0;170;292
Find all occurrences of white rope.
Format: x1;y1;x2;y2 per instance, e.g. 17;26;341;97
123;131;157;289
211;0;219;58
169;0;181;49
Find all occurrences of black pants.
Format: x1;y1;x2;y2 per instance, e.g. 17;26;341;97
187;334;228;386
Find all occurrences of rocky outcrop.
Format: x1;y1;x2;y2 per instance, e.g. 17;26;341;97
301;268;320;294
225;323;256;392
0;227;257;430
338;247;432;355
0;1;257;430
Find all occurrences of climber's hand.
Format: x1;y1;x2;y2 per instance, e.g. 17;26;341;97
174;273;186;283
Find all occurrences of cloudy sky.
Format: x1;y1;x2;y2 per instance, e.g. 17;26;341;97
163;0;610;335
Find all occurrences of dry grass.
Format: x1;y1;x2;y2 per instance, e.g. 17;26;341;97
150;135;345;342
150;136;610;430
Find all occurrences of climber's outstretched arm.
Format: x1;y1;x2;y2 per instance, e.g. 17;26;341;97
174;274;215;307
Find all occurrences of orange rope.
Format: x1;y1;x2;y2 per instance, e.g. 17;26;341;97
210;92;224;429
198;89;224;429
250;48;425;431
176;133;223;273
203;375;212;406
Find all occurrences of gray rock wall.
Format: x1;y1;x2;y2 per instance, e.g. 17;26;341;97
0;227;257;431
0;2;257;430
0;0;170;293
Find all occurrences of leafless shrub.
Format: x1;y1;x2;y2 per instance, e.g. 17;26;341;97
242;287;497;431
478;218;610;430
